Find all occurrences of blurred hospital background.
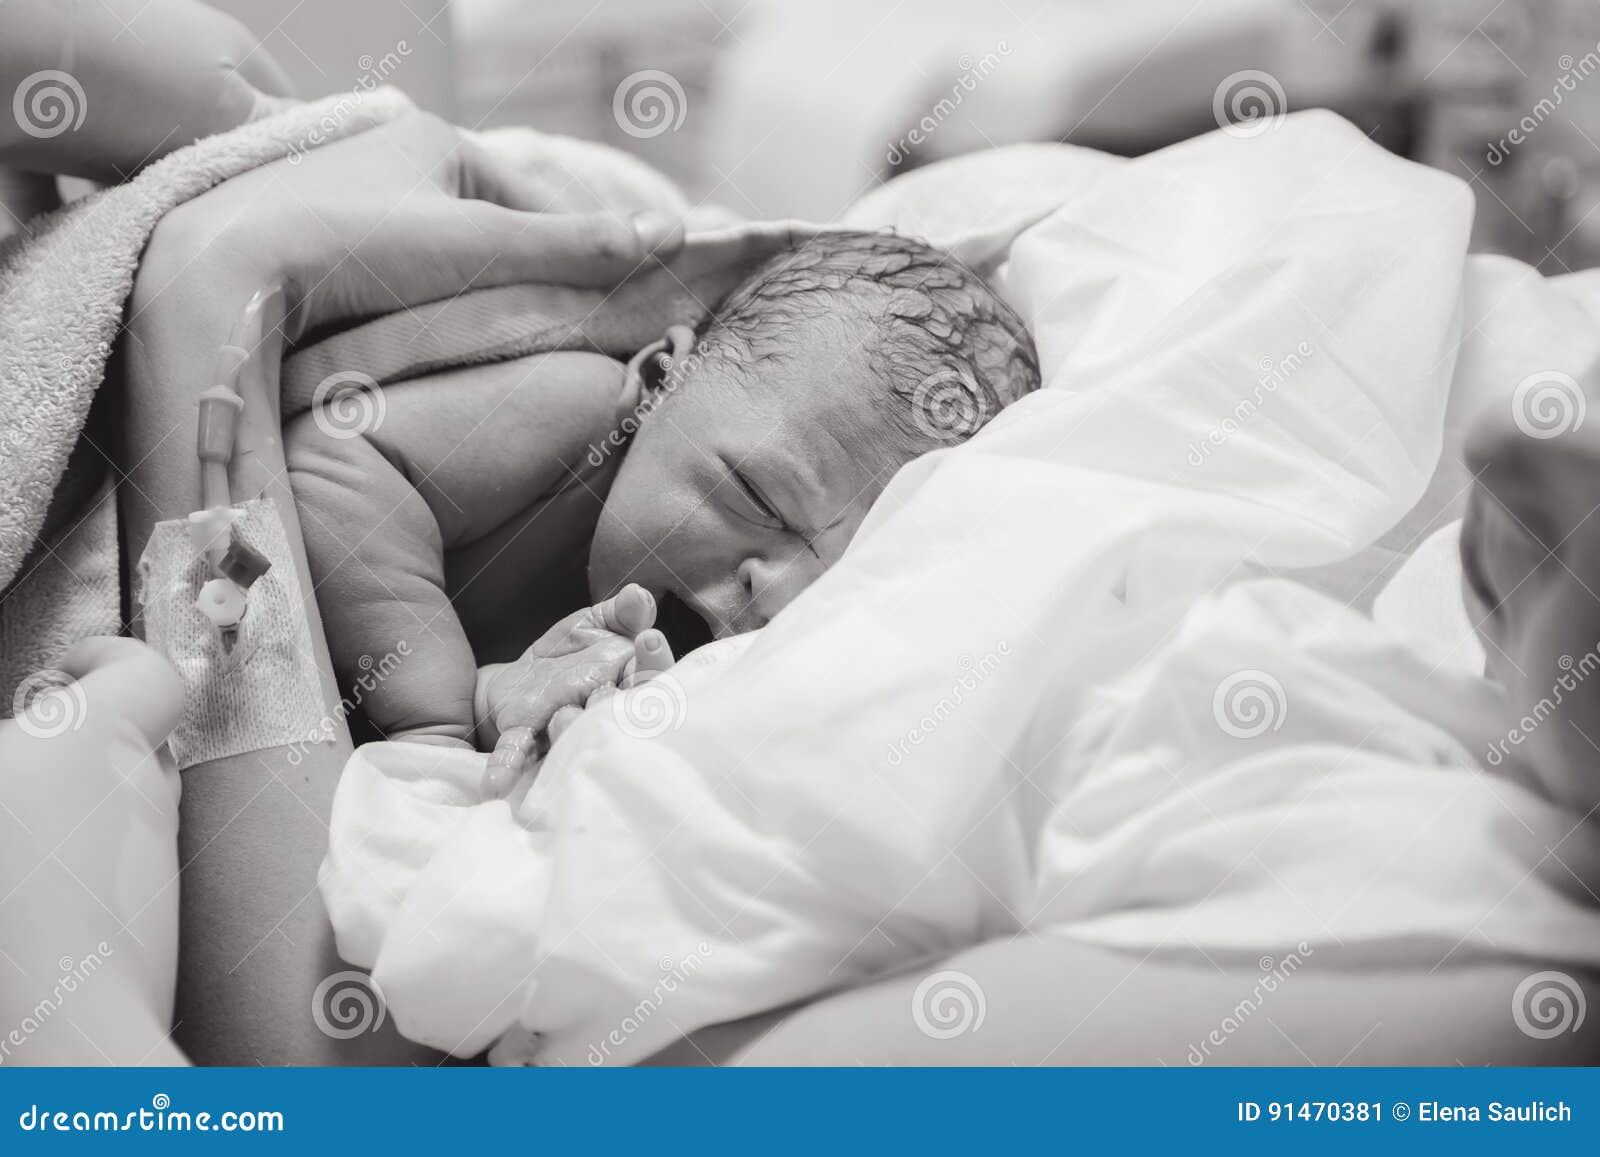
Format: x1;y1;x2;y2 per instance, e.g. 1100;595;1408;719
216;0;1600;271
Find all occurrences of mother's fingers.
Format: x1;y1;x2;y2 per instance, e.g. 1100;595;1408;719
486;204;684;283
668;220;843;281
328;199;685;317
455;133;568;213
607;220;833;333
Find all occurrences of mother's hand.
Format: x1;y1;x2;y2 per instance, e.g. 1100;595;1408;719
133;111;685;342
123;110;688;551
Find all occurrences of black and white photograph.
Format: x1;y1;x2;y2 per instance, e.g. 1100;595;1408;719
0;0;1597;1131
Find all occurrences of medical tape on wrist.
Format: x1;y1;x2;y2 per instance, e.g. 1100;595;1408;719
136;497;328;770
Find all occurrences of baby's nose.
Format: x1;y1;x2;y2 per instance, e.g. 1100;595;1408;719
736;550;818;627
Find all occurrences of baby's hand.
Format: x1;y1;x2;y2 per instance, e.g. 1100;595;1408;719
475;585;657;795
545;627;677;747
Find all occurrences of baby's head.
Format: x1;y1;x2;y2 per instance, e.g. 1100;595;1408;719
587;229;1040;649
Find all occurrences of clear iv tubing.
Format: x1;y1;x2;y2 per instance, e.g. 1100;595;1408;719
193;292;263;571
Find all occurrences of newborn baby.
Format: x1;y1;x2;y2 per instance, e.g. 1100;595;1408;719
287;230;1040;782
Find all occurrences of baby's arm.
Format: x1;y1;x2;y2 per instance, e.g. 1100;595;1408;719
286;351;626;746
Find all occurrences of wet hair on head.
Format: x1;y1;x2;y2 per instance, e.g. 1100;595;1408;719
691;230;1041;454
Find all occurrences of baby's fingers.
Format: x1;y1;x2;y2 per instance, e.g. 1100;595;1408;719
536;583;655;654
620;629;674;689
484;726;536;799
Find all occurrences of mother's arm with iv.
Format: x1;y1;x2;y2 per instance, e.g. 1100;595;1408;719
122;113;686;1063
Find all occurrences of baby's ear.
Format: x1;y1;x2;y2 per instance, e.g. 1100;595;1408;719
625;335;672;397
624;324;699;401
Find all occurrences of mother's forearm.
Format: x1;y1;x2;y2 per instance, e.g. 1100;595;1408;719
121;224;438;1064
654;936;1600;1066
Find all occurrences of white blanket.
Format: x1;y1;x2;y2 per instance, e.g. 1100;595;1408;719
319;112;1600;1064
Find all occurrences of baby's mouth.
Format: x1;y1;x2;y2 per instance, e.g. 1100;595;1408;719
655;590;716;656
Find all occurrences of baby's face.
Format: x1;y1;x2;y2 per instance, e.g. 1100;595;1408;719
587;342;894;647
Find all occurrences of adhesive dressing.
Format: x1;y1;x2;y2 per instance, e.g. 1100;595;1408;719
136;498;327;769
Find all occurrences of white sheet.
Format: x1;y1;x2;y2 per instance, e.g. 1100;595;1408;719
319;112;1600;1064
